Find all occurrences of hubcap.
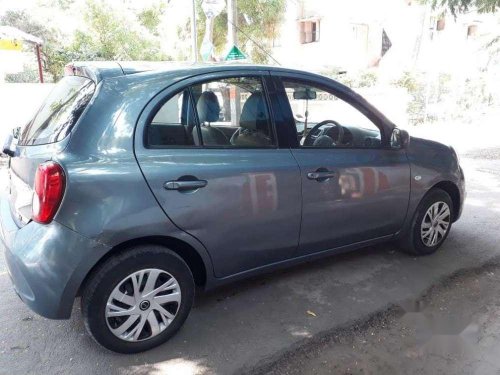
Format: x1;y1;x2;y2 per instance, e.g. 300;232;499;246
105;269;181;342
420;201;451;247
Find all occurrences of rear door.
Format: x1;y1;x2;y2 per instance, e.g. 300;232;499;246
272;73;411;255
6;76;95;226
135;71;302;278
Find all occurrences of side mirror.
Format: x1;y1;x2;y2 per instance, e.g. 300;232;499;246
2;133;16;157
391;128;410;149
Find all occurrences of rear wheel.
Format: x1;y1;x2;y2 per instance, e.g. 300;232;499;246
398;188;453;255
81;245;194;353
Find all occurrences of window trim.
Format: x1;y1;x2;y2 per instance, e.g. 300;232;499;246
142;74;279;150
271;73;395;150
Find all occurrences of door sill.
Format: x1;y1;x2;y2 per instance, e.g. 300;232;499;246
207;234;395;289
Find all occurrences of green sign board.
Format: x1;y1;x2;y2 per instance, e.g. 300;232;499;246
225;45;246;61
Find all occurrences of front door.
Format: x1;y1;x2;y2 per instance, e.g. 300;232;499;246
135;73;302;277
274;74;411;255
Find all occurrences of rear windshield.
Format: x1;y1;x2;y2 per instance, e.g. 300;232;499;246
19;76;95;146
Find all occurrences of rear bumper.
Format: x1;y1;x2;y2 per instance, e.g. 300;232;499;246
1;194;110;319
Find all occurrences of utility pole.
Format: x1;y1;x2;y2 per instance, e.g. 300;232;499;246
227;0;237;47
227;0;240;124
35;43;44;83
192;0;198;63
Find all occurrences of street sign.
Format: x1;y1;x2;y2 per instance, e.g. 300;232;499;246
381;29;392;57
201;0;226;18
225;45;246;61
0;39;22;51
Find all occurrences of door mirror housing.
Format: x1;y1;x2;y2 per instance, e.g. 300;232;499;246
2;133;16;157
391;128;410;149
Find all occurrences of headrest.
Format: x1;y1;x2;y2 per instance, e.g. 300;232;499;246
197;91;220;123
240;92;268;131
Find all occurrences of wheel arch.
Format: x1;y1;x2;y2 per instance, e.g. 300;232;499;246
78;236;209;296
431;180;461;222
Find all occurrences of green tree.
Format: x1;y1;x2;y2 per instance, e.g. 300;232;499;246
427;0;499;16
188;0;286;63
71;0;169;61
137;2;167;36
0;9;68;82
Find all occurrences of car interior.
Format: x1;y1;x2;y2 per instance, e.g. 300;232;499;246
284;82;382;149
147;78;274;148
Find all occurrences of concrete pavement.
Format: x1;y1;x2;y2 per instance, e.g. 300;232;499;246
0;154;499;375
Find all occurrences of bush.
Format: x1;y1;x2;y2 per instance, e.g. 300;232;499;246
321;68;378;88
5;64;40;83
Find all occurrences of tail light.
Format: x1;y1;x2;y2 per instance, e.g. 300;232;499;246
32;161;66;224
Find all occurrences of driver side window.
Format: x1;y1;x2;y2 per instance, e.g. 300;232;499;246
282;80;381;149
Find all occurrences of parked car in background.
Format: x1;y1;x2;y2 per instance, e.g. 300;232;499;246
0;62;465;353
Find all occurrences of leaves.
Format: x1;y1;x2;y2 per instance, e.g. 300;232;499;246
427;0;500;17
1;1;172;82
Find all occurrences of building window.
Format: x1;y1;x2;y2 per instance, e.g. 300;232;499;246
436;18;445;31
299;19;320;44
467;24;478;38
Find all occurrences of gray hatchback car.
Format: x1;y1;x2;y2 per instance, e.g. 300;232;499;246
1;62;465;353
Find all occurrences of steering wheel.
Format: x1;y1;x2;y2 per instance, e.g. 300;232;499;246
303;120;344;147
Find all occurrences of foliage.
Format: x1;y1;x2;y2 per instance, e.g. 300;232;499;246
137;3;166;36
70;0;169;61
321;68;378;88
392;70;496;124
0;9;56;42
392;71;428;125
426;0;500;16
5;64;40;83
0;9;65;82
191;0;286;63
1;2;172;82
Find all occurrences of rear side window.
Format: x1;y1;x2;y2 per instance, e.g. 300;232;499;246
146;76;275;148
20;76;95;146
147;89;201;147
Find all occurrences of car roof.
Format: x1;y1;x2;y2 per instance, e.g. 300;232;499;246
64;61;321;83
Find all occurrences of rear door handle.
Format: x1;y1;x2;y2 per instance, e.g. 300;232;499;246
164;179;207;191
307;170;336;181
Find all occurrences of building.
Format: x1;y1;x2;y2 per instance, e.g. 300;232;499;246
271;0;499;76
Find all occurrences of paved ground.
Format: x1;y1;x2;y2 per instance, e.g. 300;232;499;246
249;260;500;375
0;151;500;375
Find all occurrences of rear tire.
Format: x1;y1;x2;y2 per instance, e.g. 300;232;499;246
81;245;194;353
398;188;453;255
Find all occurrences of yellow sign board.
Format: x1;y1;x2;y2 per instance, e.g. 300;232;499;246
0;39;23;51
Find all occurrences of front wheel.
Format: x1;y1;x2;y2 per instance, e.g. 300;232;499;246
81;245;195;353
398;188;453;255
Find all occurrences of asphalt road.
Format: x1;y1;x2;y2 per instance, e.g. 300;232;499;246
0;152;499;375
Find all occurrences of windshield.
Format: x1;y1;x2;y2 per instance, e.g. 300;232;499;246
19;76;95;146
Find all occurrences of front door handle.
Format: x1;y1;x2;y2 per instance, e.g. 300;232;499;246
307;170;336;181
164;179;207;191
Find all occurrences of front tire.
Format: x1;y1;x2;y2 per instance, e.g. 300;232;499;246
81;245;195;353
398;188;453;255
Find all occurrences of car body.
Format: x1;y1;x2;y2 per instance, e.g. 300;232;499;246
1;62;465;352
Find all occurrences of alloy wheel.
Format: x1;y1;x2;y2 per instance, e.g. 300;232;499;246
420;201;451;247
105;269;181;342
